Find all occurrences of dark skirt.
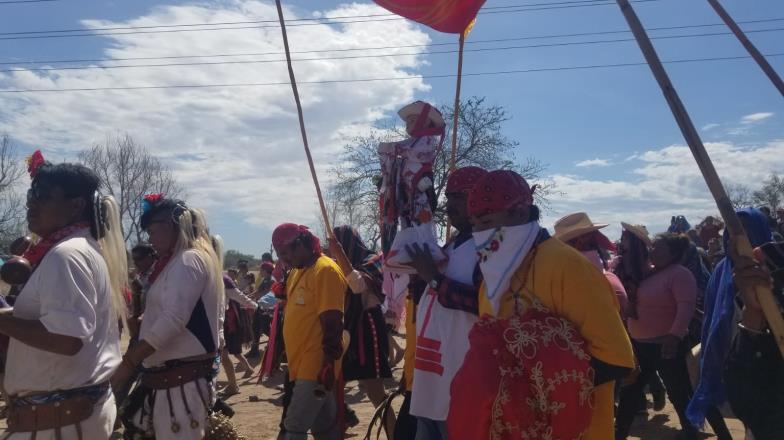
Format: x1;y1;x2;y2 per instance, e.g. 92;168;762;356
343;305;392;381
224;324;244;355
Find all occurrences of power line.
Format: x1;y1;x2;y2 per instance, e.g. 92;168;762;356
0;0;665;41
2;53;781;94
4;17;782;67
2;27;782;74
0;0;59;4
0;0;621;34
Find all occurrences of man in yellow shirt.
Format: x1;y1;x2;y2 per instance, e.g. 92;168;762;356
464;170;635;439
272;223;347;440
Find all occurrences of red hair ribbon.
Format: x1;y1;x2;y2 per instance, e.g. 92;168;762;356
26;150;45;179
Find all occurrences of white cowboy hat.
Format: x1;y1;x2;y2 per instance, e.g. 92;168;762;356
621;222;652;246
398;100;445;129
554;212;608;243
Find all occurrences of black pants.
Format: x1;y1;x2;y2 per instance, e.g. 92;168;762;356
725;331;784;440
394;391;417;440
251;309;273;349
616;341;731;440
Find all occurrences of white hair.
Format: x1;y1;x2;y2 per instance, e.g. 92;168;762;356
95;196;129;325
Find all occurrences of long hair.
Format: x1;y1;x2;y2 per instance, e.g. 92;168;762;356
94;195;129;325
211;234;226;270
173;207;225;305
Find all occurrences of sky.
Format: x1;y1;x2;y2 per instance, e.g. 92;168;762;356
0;0;782;255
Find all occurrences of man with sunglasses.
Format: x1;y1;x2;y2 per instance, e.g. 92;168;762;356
0;159;127;440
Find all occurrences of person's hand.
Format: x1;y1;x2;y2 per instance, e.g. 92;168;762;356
318;361;335;392
621;364;640;387
728;235;773;330
111;358;136;393
404;243;439;284
660;334;681;360
327;236;352;275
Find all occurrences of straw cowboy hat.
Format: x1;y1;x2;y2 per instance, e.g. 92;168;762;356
621;222;652;246
398;100;445;128
554;212;608;243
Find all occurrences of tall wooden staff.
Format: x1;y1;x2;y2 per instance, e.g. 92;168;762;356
616;0;784;356
275;0;352;273
445;33;466;240
707;0;784;97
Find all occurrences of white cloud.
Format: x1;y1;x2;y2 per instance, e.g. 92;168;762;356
701;123;720;131
0;1;431;237
741;112;774;124
575;158;611;168
543;140;784;239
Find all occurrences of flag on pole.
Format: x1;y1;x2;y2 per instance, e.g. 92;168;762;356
374;0;486;34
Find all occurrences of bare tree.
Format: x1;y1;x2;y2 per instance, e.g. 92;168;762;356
752;173;784;210
329;97;551;245
0;135;25;250
79;134;183;244
726;183;755;210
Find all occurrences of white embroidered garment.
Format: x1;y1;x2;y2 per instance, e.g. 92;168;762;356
474;222;540;315
411;238;479;421
140;249;222;367
5;230;120;396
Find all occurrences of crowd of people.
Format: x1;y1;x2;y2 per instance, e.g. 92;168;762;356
0;103;780;440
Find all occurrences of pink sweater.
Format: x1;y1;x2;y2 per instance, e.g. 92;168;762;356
627;264;697;341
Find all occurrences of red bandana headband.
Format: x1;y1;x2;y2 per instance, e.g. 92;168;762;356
467;170;535;218
446;166;488;194
272;223;321;255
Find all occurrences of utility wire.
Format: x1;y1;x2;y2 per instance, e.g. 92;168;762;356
0;0;59;4
0;0;666;41
4;17;782;67
1;27;782;74
2;53;781;94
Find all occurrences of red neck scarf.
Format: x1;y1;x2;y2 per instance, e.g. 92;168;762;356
23;222;91;268
148;251;173;284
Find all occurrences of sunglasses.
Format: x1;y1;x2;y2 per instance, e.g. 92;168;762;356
26;186;54;204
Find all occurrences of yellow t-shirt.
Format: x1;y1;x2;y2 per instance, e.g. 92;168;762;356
283;255;347;381
478;237;635;440
403;297;416;391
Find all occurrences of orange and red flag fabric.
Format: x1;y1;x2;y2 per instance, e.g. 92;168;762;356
374;0;486;34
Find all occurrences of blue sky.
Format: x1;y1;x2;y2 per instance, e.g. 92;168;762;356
1;0;783;255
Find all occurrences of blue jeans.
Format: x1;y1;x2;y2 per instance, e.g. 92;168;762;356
415;417;447;440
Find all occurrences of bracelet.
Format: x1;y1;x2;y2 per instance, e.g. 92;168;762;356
738;322;768;335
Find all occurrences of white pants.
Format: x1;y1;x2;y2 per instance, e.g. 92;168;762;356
3;393;116;440
130;378;213;440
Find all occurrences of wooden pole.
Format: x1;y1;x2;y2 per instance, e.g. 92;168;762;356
450;33;465;173
275;0;332;235
445;33;466;240
275;0;354;276
707;0;784;97
616;0;784;356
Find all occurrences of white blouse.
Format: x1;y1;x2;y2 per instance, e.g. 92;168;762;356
140;249;222;367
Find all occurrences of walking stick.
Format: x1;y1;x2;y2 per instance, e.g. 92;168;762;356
707;0;784;97
275;0;352;273
616;0;784;356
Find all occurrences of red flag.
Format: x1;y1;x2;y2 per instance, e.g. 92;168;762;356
374;0;486;34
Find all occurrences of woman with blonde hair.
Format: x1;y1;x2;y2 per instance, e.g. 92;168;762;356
113;195;223;440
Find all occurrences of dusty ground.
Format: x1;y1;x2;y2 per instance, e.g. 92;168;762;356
0;334;747;439
217;334;747;440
